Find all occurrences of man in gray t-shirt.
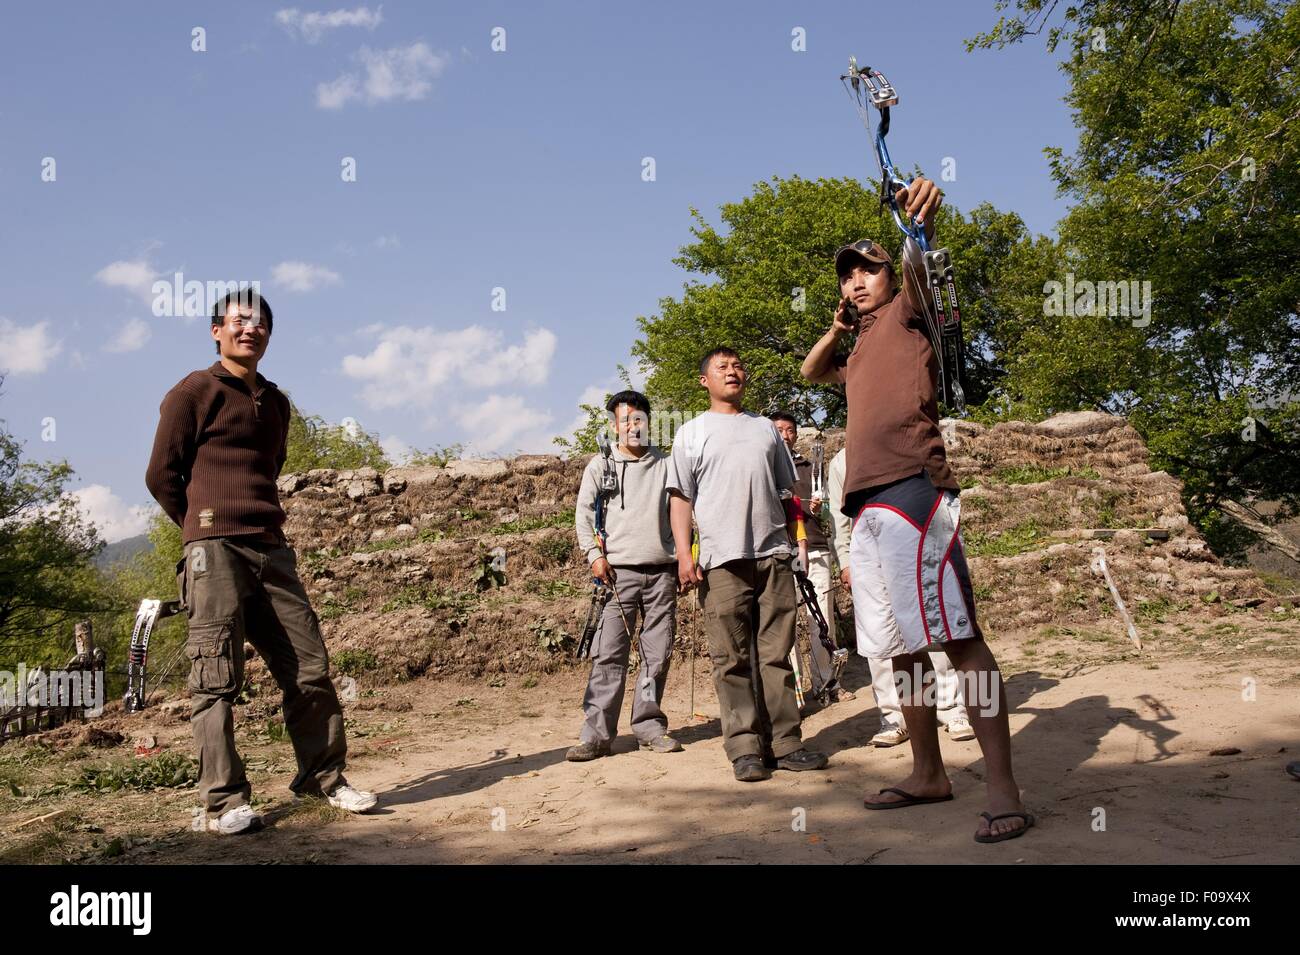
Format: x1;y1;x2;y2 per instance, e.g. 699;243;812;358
667;347;828;782
668;410;796;571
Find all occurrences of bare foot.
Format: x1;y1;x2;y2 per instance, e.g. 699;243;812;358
863;771;952;808
975;789;1029;840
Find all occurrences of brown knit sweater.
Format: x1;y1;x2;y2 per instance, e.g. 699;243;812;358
145;361;291;545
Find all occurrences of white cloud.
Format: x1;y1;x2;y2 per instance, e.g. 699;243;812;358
276;5;383;43
379;433;414;465
271;261;342;292
63;485;153;543
102;317;152;353
95;259;158;304
0;318;63;374
317;74;360;109
563;383;614;442
316;42;448;109
373;234;401;250
454;394;555;454
342;325;557;409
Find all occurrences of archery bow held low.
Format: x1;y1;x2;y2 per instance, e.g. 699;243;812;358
575;428;636;660
794;566;849;701
840;57;967;414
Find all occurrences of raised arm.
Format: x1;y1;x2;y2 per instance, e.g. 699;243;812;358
801;298;856;385
893;176;943;320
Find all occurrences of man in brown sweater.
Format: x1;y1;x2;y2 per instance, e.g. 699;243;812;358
145;290;375;835
801;177;1032;844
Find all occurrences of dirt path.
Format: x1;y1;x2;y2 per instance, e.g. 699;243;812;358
4;618;1298;865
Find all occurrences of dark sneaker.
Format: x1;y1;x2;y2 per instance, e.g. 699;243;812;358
565;740;611;762
775;749;828;772
639;734;683;753
732;754;770;782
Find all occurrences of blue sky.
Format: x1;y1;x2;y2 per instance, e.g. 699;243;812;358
0;1;1075;541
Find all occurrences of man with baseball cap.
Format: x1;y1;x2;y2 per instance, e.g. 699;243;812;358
800;178;1032;843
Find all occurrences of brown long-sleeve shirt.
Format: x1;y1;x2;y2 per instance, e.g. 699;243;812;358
145;361;291;545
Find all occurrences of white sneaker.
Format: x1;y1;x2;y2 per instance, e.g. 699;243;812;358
326;784;378;813
208;804;263;835
871;724;910;747
946;718;976;741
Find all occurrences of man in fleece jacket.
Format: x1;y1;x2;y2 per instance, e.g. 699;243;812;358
568;390;682;761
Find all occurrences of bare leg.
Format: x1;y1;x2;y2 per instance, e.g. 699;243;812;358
943;639;1026;838
863;650;951;806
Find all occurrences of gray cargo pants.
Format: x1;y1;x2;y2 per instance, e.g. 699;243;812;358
177;536;348;817
579;563;677;745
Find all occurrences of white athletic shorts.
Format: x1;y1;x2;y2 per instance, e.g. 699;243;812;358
847;470;983;659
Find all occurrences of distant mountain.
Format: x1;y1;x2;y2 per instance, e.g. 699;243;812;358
94;533;152;570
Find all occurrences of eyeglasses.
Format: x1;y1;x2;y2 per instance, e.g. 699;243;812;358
221;310;266;331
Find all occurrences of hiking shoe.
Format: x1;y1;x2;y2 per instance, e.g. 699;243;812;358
946;717;976;741
566;740;611;762
208;804;263;835
326;784;378;813
871;724;910;747
775;749;828;772
733;754;769;782
640;735;683;753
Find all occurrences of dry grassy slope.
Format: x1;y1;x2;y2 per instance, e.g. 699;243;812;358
274;411;1266;681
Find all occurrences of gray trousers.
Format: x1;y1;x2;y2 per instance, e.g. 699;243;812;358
579;564;676;745
177;536;348;816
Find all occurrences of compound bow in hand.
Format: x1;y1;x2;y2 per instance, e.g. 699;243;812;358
840;58;967;413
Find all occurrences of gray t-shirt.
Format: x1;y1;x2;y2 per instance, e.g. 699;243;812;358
666;410;797;571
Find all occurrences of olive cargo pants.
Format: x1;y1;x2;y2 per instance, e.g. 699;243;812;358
177;536;347;816
698;555;804;762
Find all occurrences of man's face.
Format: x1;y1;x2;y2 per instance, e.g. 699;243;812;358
611;403;650;448
700;353;746;402
212;302;269;361
839;257;893;314
774;418;797;450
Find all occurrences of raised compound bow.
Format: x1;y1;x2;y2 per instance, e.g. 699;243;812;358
840;58;967;413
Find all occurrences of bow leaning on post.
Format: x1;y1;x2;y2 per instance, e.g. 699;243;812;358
840;58;967;413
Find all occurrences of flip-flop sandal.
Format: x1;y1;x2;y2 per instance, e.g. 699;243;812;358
864;787;955;810
974;810;1035;843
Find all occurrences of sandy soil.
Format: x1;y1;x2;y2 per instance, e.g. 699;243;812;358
3;615;1298;865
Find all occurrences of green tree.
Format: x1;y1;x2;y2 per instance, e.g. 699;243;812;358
0;393;112;669
281;397;390;474
969;0;1300;556
631;176;1056;427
